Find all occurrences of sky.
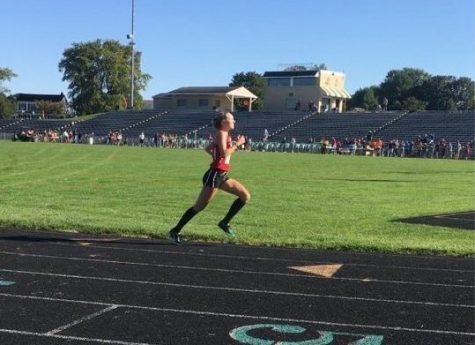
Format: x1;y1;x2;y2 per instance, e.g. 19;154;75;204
1;0;474;99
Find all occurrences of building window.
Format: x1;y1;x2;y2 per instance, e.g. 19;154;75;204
293;77;315;86
177;99;187;107
199;99;209;107
267;78;291;87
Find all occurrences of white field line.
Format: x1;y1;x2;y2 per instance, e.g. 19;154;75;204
45;305;119;335
0;328;155;345
0;293;473;337
0;251;473;288
0;268;473;308
35;241;475;273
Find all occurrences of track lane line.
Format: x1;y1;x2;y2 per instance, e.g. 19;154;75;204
0;251;472;288
45;305;119;335
0;293;473;337
0;328;155;345
2;240;472;273
0;268;473;308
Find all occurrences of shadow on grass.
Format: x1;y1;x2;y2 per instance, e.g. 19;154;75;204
394;211;475;230
0;229;215;248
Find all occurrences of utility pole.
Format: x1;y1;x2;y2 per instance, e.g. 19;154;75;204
128;0;135;109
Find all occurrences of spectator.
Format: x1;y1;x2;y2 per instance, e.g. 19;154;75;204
456;140;462;159
117;132;123;146
294;100;301;111
154;132;159;147
139;132;145;147
382;97;388;111
263;128;269;142
366;130;373;142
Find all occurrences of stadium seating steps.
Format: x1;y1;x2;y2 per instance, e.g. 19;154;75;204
1;110;473;143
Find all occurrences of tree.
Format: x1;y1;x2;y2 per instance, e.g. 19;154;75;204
0;67;17;118
379;68;431;110
58;39;151;115
229;72;265;111
348;86;380;111
0;94;15;118
36;100;66;118
415;76;475;110
402;97;427;112
0;67;17;94
451;77;475;110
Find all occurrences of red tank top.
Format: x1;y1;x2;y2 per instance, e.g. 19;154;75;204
211;135;232;172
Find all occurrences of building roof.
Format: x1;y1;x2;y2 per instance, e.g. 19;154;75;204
153;86;257;99
321;85;352;99
15;93;67;102
263;70;319;78
168;86;239;95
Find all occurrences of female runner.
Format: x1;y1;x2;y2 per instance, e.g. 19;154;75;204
169;111;251;244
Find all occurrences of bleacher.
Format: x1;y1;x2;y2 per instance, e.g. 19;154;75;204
0;118;75;134
272;112;403;142
198;111;311;140
374;111;474;142
123;111;216;137
74;110;162;136
2;109;472;145
0;118;22;130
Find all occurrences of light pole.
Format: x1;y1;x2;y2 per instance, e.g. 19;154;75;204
127;0;135;109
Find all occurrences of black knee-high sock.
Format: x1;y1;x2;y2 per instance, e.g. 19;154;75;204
221;198;246;224
172;207;198;233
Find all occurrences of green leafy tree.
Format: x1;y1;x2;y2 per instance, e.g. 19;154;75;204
36;100;66;118
58;39;151;115
402;97;427;112
229;72;265;111
0;94;16;118
415;76;474;110
348;86;380;110
379;68;431;109
0;67;17;94
0;67;17;118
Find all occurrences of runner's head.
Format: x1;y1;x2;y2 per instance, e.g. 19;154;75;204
214;111;235;131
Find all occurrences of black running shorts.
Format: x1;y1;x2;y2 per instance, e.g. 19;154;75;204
202;168;229;188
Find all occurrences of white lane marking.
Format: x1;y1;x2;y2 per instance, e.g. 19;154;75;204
0;328;155;345
0;251;472;288
0;268;473;308
45;305;119;335
28;241;475;273
0;293;474;337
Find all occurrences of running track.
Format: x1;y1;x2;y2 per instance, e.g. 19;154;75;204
0;230;473;344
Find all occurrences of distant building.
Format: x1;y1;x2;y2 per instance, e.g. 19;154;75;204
142;99;154;110
262;70;351;113
14;93;68;115
153;86;258;112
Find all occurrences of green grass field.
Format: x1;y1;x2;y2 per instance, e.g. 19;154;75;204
0;141;474;255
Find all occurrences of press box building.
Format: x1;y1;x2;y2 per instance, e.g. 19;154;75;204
262;70;351;113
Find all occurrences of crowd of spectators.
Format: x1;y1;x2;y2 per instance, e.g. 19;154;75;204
10;127;473;160
13;128;82;143
311;134;473;159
